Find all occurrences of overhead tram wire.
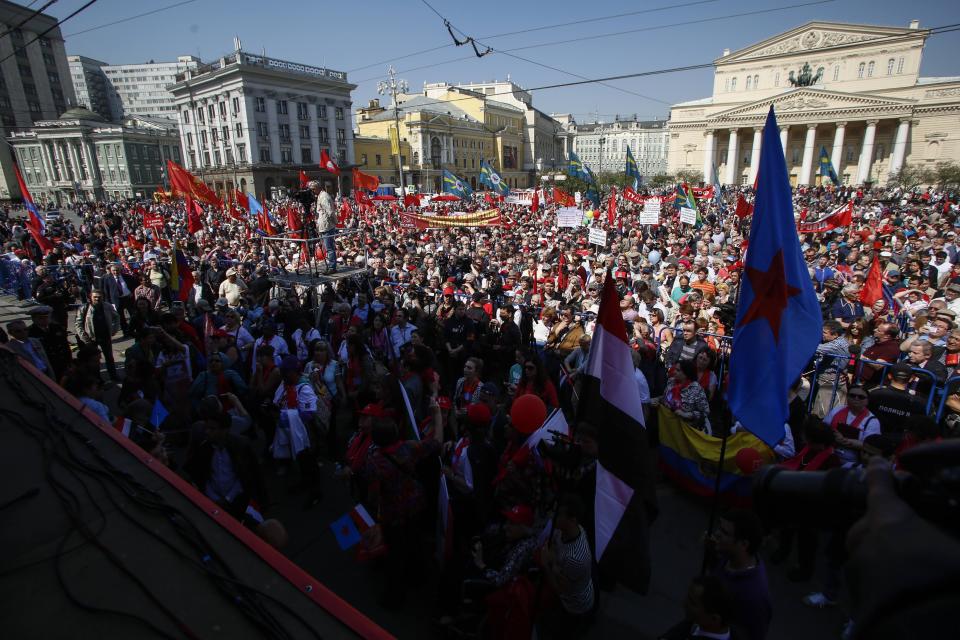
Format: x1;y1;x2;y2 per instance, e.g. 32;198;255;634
63;0;200;38
0;0;59;39
0;0;99;65
346;0;722;75
349;0;838;86
341;22;960;120
420;0;671;105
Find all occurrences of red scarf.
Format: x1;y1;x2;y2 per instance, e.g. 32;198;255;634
830;407;870;440
216;372;233;409
781;445;836;471
669;380;691;408
284;382;299;409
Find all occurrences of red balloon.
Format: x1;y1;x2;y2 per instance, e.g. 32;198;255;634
510;394;547;435
734;447;763;475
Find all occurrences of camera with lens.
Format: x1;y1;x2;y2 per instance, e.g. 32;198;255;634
289;188;317;210
753;440;960;536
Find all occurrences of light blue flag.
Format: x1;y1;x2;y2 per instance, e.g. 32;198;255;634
479;160;509;195
442;169;473;198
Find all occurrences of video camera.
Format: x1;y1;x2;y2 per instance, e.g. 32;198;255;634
753;440;960;536
537;430;584;490
289;188;317;210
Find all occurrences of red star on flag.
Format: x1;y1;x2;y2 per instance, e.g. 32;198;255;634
736;249;800;343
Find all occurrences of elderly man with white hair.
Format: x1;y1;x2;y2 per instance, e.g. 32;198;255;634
310;180;338;273
829;283;865;329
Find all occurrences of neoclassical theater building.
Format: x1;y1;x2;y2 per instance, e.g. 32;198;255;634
668;20;960;186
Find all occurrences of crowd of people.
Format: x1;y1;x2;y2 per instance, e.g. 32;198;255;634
1;176;958;639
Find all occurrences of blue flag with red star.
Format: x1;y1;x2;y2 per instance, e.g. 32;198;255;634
727;106;822;447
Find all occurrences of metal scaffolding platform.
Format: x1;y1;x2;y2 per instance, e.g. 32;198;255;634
260;228;368;290
268;265;369;288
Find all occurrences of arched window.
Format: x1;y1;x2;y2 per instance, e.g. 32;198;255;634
753;74;759;88
413;151;419;166
774;72;780;86
730;77;737;90
833;66;840;81
897;57;905;73
746;76;753;90
887;59;895;76
858;62;865;79
867;61;875;77
724;78;730;92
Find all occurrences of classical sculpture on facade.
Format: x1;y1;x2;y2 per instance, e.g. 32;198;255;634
788;62;823;87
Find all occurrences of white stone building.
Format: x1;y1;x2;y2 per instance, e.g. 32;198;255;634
167;42;356;199
7;106;181;205
668;20;960;186
570;117;670;177
68;55;200;121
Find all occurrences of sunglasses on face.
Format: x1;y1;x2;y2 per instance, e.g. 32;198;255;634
848;393;868;400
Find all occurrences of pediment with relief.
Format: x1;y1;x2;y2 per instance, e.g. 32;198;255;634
708;88;914;122
719;22;922;64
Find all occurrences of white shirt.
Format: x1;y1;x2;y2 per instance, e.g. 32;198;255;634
389;322;417;358
251;334;289;372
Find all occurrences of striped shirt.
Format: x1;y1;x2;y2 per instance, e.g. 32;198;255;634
551;526;594;615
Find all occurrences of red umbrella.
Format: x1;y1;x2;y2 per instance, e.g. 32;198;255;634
431;194;460;201
371;195;397;201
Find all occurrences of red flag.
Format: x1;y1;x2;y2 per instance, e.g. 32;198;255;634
286;205;301;232
167;160;222;207
531;189;539;214
127;235;143;250
258;208;276;235
320;149;341;176
859;252;883;306
352;167;379;191
557;251;569;292
186;197;204;234
734;196;754;219
234;189;249;211
354;188;372;206
403;194;421;208
553;188;575;207
607;187;617;226
797;201;853;233
299;170;310;188
484;192;495;205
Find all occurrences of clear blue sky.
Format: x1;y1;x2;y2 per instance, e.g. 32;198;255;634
51;0;960;122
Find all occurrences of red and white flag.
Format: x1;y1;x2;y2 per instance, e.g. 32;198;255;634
320;149;340;176
580;269;652;592
797;201;853;233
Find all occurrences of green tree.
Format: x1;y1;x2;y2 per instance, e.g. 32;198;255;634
887;162;932;191
932;161;960;190
646;173;674;188
675;168;704;185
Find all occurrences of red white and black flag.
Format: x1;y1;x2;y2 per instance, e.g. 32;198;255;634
796;201;852;233
579;269;653;592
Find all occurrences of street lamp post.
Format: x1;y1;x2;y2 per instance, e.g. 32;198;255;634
598;135;606;185
378;66;408;196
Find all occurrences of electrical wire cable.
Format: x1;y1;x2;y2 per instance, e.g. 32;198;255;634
0;0;99;65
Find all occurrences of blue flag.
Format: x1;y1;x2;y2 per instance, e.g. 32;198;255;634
818;146;840;185
625;146;641;185
585;187;600;208
728;106;822;448
442;169;473;198
330;513;362;550
567;151;593;182
479;160;509;195
150;398;169;429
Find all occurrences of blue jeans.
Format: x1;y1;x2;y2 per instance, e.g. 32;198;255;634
322;229;337;269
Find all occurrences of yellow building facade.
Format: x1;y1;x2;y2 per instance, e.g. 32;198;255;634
356;83;528;193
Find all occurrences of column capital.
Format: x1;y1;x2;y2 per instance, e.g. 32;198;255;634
866;119;879;126
898;117;912;124
806;123;818;130
753;126;763;133
704;129;715;136
779;125;789;132
834;121;847;129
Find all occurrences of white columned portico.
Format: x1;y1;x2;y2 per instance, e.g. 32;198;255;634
889;118;911;176
831;122;846;180
799;124;817;186
702;130;715;184
856;120;878;184
748;127;762;185
779;126;789;158
725;128;739;185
